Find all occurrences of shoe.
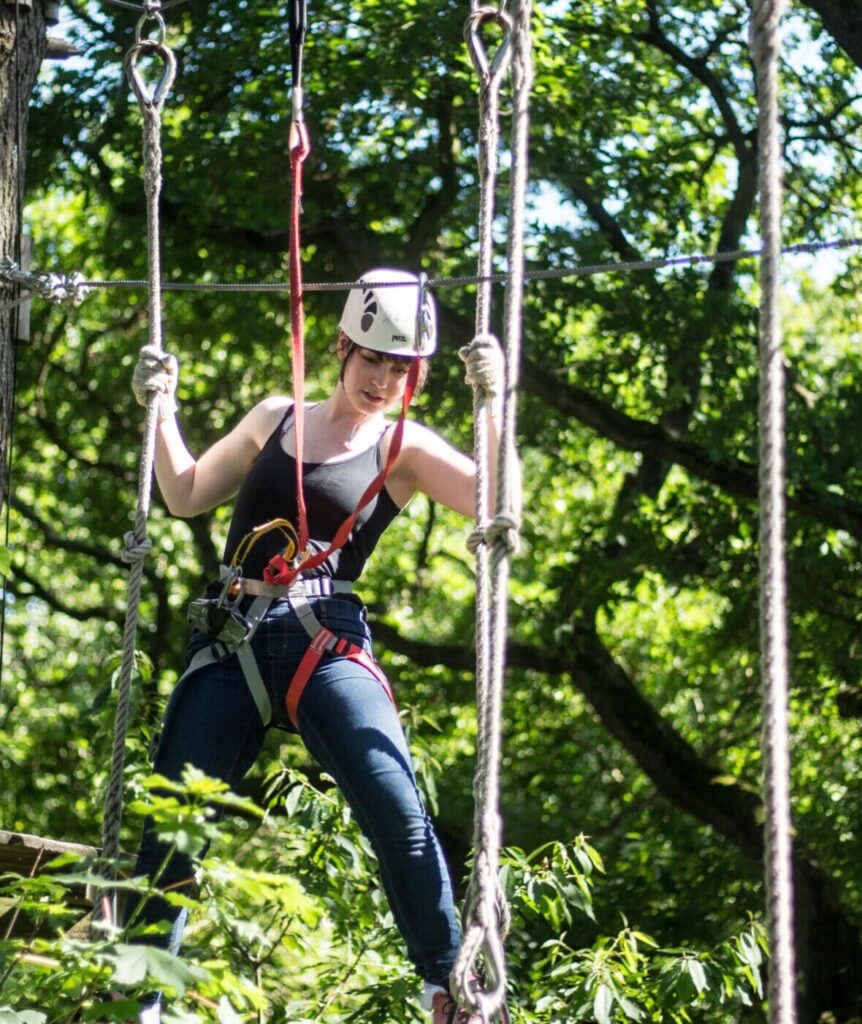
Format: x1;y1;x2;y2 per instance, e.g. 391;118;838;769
430;989;510;1024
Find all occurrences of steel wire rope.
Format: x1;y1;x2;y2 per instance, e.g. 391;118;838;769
3;235;862;316
751;0;797;1020
99;9;177;883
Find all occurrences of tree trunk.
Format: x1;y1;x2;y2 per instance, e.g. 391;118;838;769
0;1;46;513
799;0;862;68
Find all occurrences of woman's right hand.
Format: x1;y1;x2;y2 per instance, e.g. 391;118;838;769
132;344;179;421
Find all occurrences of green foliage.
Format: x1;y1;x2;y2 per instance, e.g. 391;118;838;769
0;774;764;1022
5;0;862;1019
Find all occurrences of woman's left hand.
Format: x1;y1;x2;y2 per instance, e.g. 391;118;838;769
459;333;505;400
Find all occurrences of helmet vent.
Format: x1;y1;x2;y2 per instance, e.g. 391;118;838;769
361;290;378;333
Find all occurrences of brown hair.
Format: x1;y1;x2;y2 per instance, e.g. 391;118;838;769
338;332;430;396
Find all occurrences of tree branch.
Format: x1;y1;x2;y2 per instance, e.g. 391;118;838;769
521;357;862;539
796;0;862;70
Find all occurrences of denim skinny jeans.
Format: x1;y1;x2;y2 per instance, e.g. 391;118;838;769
127;596;461;990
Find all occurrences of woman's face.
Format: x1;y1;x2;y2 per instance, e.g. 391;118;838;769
338;338;412;414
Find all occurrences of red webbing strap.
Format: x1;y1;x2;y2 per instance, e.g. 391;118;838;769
289;118;311;553
285;628;396;728
264;356;421;586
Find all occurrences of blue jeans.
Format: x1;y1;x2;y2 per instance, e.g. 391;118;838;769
127;596;461;989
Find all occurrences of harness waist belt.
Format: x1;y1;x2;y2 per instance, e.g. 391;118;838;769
218;565;354;600
181;571;391;731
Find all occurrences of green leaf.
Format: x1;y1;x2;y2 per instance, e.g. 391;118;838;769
0;547;12;577
216;998;244;1024
593;983;614;1024
0;1011;47;1024
685;957;708;995
103;943;206;994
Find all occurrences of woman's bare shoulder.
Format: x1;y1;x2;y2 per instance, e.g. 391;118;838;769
243;395;293;446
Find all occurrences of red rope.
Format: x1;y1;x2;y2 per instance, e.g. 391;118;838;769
289;118;311;554
264;358;420;587
269;116;420;589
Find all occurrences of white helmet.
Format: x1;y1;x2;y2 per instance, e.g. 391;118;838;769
339;268;437;357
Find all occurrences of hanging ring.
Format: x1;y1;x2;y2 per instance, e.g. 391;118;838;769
124;37;177;109
134;9;166;45
465;6;513;81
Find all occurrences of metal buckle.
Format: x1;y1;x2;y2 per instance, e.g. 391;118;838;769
188;567;253;651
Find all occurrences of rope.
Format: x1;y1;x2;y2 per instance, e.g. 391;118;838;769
453;0;529;1016
751;1;797;1021
2;235;860;314
99;17;177;875
287;1;311;556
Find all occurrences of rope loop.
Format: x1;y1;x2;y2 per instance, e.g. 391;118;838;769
121;531;152;564
467;514;520;556
124;35;176;110
465;5;513;81
289;118;311;162
452;915;508;1018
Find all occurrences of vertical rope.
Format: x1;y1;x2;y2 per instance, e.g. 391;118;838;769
751;0;797;1020
453;0;529;1017
100;29;176;875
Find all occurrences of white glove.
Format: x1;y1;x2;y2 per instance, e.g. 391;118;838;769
459;333;505;400
132;344;178;421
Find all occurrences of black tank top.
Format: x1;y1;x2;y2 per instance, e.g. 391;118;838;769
221;407;401;582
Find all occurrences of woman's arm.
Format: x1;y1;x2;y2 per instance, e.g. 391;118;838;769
154;396;289;518
389;335;519;520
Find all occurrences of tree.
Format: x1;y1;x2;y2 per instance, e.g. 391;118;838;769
3;1;862;1020
0;0;46;510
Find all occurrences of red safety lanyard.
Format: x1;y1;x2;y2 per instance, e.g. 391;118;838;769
264;357;420;587
288;118;311;554
275;0;420;589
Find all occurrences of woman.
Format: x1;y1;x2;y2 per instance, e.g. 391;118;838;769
126;269;506;1024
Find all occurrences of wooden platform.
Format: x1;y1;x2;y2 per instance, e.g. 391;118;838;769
0;830;99;875
0;830;101;939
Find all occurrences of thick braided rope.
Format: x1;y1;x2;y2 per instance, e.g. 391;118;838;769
751;0;797;1020
453;1;529;1017
101;59;174;873
452;5;510;1014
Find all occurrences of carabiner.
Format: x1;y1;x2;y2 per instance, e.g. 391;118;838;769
218;564;245;608
414;272;430;355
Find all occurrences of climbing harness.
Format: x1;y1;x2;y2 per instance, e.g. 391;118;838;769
284;0;313;563
173;0;430;737
180;518;395;731
100;3;177;877
751;1;797;1022
451;0;528;1018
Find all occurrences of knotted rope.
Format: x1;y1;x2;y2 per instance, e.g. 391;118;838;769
751;0;797;1021
100;12;176;876
453;0;530;1016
